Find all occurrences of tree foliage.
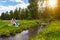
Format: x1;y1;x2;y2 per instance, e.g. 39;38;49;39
28;0;38;19
0;8;32;20
0;0;39;20
1;0;60;20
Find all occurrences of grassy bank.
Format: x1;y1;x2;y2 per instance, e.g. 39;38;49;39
0;20;44;36
30;20;60;40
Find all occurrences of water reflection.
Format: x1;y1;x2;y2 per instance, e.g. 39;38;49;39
0;22;48;40
0;30;28;40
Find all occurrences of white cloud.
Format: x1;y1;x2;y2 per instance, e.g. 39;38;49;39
0;3;29;15
16;3;29;8
0;0;30;15
0;6;15;16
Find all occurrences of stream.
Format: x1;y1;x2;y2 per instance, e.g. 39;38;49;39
0;30;28;40
0;22;48;40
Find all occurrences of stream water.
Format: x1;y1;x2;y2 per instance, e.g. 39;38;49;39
0;22;48;40
0;30;28;40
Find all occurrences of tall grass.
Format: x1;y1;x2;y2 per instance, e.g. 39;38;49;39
30;20;60;40
0;20;42;36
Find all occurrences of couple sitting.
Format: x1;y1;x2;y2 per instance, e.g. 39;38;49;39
11;18;19;27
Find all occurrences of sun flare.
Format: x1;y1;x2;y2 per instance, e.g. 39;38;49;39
48;0;57;7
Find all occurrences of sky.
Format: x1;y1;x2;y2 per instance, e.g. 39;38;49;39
0;0;29;15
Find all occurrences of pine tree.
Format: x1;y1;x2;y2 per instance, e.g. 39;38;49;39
17;8;21;19
9;10;14;19
14;8;19;19
1;12;5;20
20;9;25;20
4;11;10;20
28;0;38;19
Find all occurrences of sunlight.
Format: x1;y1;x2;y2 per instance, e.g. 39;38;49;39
48;0;57;7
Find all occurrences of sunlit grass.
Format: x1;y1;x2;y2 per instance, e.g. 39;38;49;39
30;20;60;40
0;20;43;36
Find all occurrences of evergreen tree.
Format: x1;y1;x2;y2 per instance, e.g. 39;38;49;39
9;10;14;19
20;9;25;20
17;8;21;19
14;8;18;19
1;12;5;20
4;11;10;20
28;0;38;19
24;9;31;19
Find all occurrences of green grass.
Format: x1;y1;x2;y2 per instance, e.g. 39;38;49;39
0;20;44;36
30;20;60;40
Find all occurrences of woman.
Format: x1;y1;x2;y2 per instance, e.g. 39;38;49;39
11;18;16;26
11;18;19;27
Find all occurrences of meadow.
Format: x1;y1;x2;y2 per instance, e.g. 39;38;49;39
0;20;44;36
30;20;60;40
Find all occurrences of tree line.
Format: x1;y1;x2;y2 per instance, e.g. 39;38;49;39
0;7;40;20
0;0;39;20
0;8;31;20
0;0;60;20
